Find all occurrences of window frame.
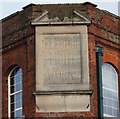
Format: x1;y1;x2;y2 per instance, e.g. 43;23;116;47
8;66;23;117
102;63;119;117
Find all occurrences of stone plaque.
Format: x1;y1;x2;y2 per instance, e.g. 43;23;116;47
40;34;82;85
36;26;89;91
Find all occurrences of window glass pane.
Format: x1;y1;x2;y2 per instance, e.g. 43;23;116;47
103;97;107;106
20;109;22;116
113;109;117;116
103;106;106;114
15;93;21;102
20;83;22;90
10;85;15;94
11;112;14;117
15;84;21;92
14;68;18;76
11;103;15;112
112;92;117;99
106;98;110;106
15;75;21;84
104;106;108;114
17;68;22;75
106;90;112;98
20;100;22;107
10;95;14;103
15;110;20;117
15;109;22;117
16;101;21;108
108;107;112;115
10;77;14;85
20;92;22;100
114;100;118;108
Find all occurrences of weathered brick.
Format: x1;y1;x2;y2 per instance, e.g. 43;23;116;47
1;2;120;118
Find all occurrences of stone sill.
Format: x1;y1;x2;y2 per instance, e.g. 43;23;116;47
33;90;93;96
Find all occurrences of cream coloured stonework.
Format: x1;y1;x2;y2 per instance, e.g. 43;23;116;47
35;25;90;112
36;26;89;91
31;10;91;25
36;95;90;112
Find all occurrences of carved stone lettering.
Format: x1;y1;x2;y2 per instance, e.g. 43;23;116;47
40;34;82;85
36;26;90;91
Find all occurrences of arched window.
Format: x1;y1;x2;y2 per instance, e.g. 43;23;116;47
8;66;22;117
102;63;119;117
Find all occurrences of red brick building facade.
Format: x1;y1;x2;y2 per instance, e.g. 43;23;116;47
1;2;120;118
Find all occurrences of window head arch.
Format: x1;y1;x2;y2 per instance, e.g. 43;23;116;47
8;66;22;117
102;63;119;117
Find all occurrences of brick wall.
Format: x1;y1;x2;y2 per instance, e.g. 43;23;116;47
2;5;36;117
87;4;120;117
1;2;120;117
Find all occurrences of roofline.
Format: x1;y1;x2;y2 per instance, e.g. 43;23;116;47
0;11;20;22
82;2;97;7
22;3;36;9
102;10;120;20
1;2;120;22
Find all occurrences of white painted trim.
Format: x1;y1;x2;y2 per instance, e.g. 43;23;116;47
10;90;22;96
8;73;10;117
104;114;116;117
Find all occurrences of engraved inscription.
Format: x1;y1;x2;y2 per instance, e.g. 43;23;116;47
39;34;82;84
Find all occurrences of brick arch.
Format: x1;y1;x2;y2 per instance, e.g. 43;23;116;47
4;64;21;77
102;62;119;75
102;54;119;75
